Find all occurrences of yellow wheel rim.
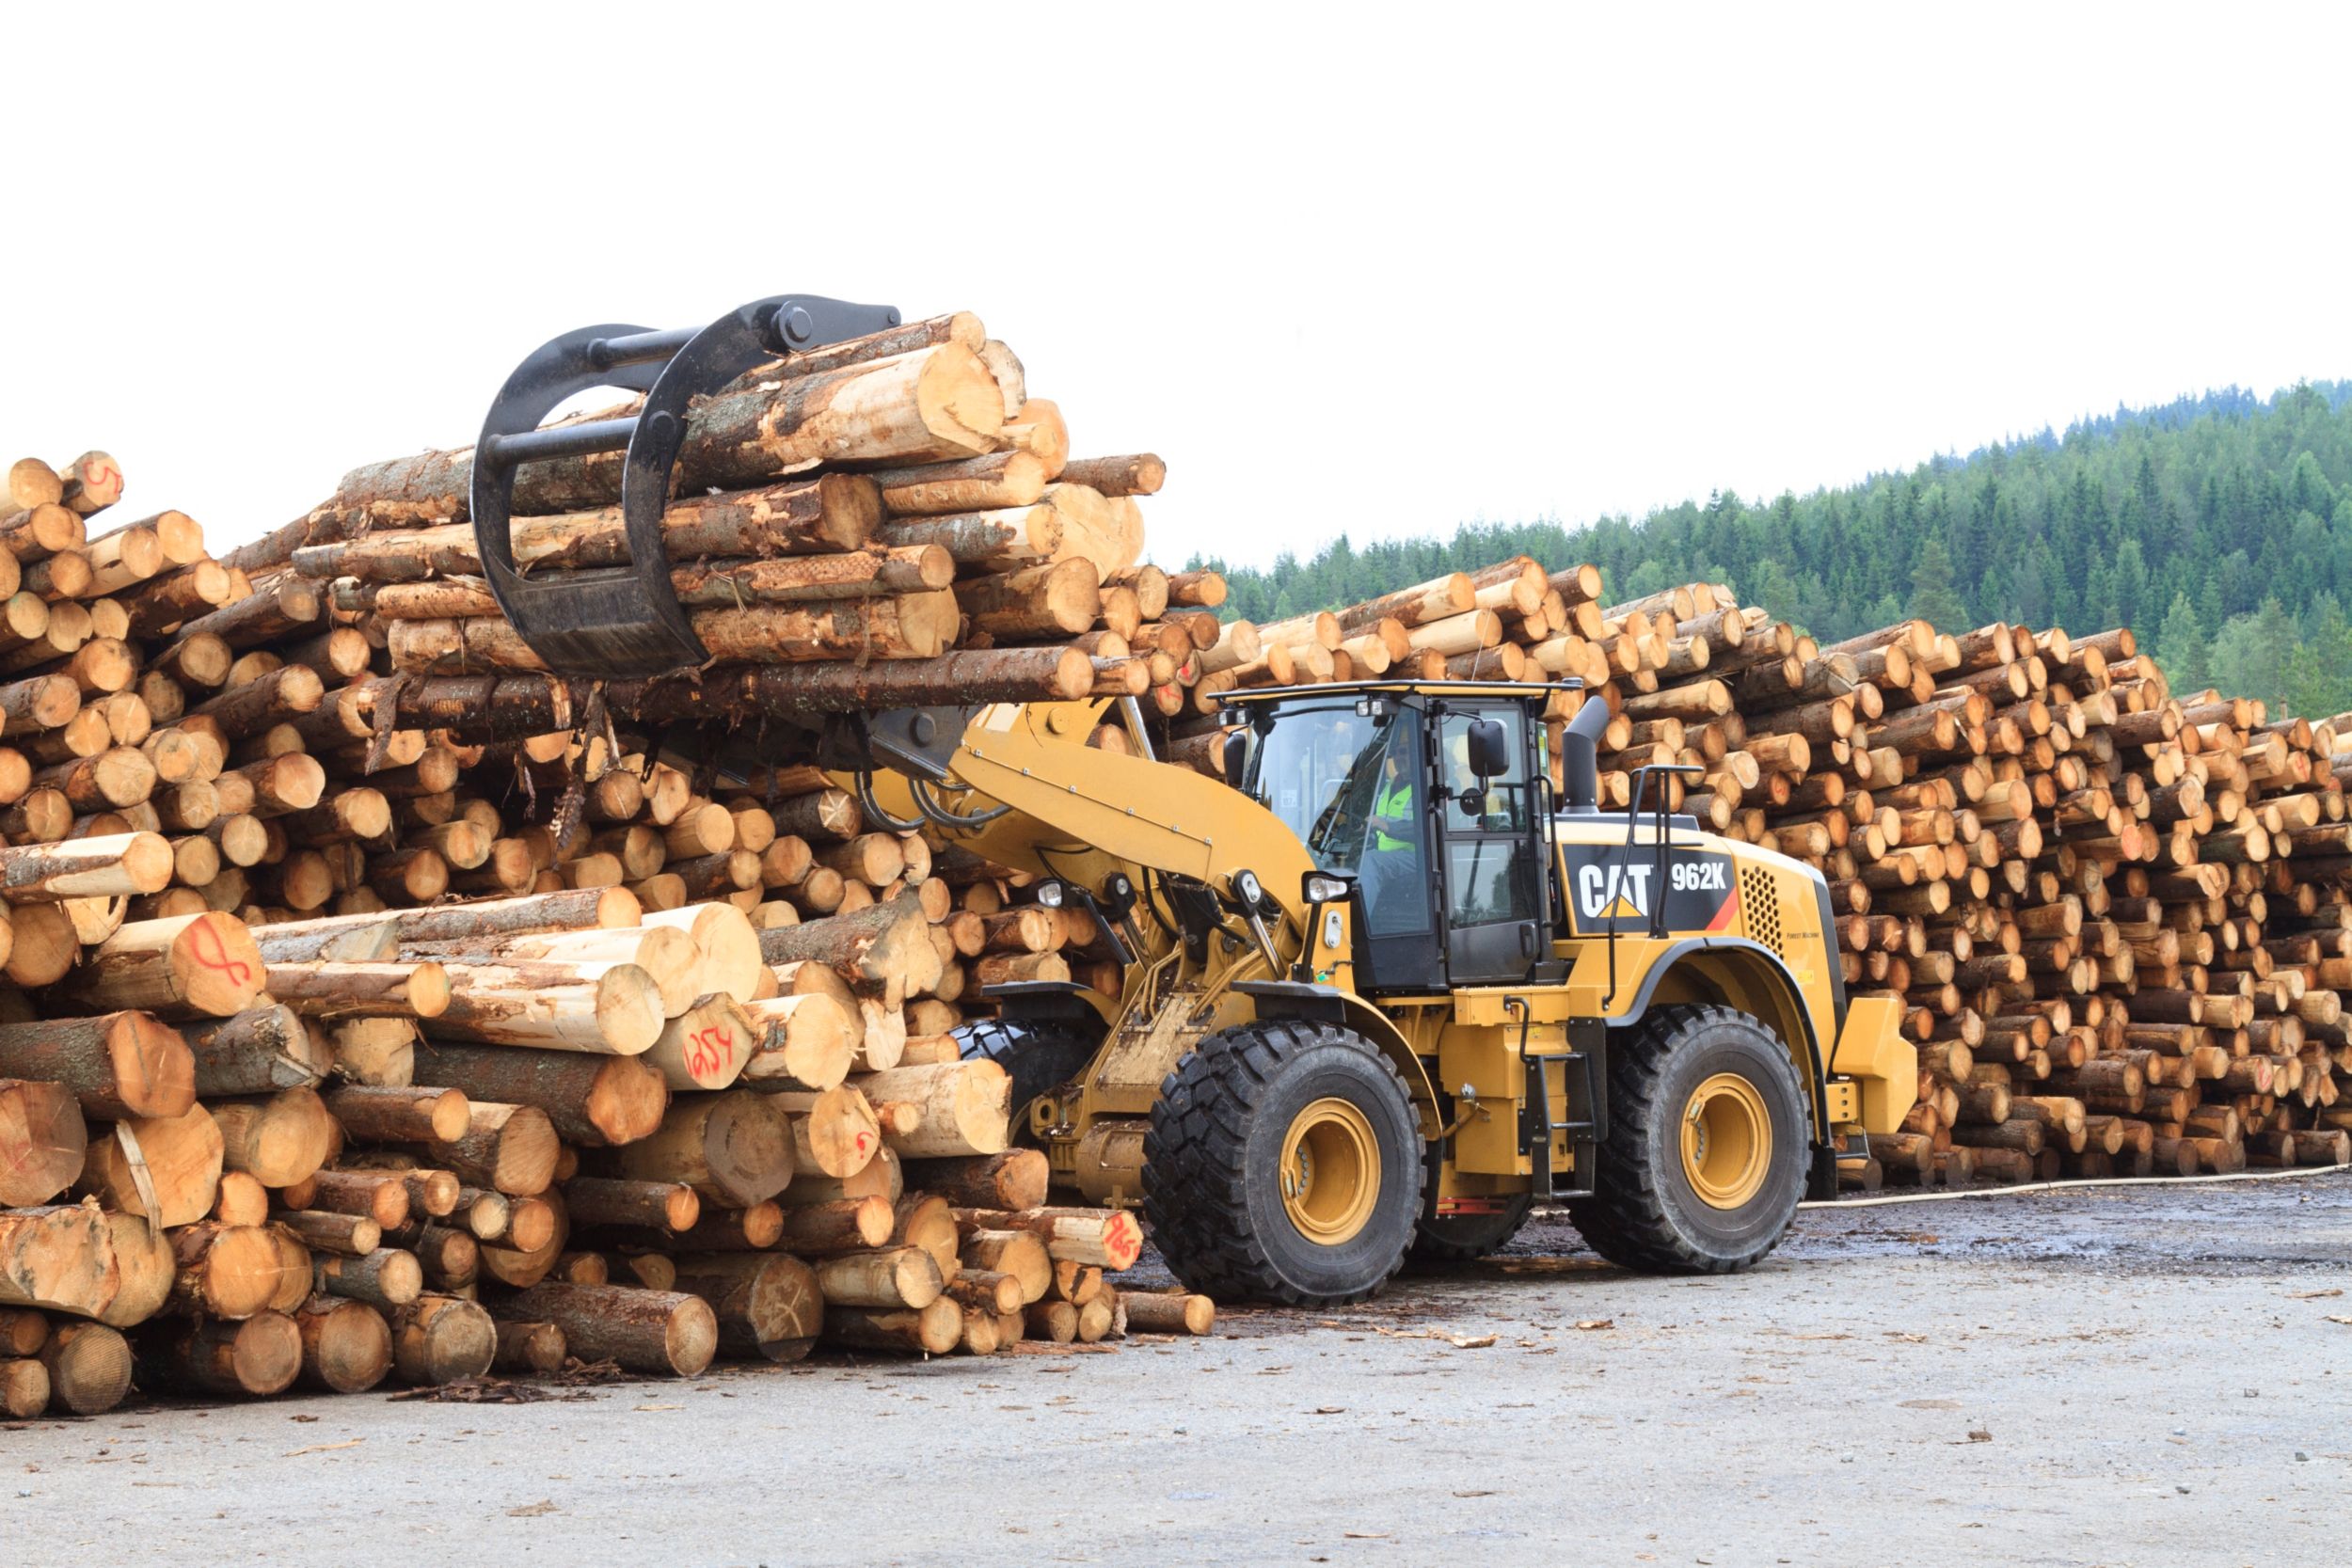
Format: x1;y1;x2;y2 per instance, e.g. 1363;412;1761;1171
1279;1097;1379;1245
1680;1072;1771;1210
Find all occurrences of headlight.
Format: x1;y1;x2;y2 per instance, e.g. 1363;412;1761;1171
1233;869;1263;907
1304;873;1351;905
1034;880;1066;909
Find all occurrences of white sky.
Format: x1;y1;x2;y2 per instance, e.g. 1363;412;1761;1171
6;5;2347;569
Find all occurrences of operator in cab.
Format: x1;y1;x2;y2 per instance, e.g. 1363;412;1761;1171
1359;742;1422;932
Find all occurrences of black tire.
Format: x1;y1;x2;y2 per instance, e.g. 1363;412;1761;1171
1566;1004;1807;1274
953;1017;1101;1131
1410;1186;1535;1263
1142;1021;1423;1306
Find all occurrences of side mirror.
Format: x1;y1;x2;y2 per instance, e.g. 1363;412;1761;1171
1220;727;1250;785
1468;718;1511;780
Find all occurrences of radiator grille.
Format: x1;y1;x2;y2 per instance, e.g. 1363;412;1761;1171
1740;866;1782;954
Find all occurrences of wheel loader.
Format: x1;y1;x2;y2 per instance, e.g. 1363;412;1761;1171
457;295;1916;1307
853;679;1916;1305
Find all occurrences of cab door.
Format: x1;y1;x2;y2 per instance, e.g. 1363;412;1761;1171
1434;705;1545;985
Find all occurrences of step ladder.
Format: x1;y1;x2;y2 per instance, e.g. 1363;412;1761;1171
1506;1004;1607;1201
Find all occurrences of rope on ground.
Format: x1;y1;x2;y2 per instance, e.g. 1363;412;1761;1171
1798;1163;2352;1211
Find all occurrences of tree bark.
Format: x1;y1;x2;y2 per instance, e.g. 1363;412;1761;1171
1120;1297;1223;1335
812;1246;943;1310
769;1195;895;1254
954;558;1100;638
903;1149;1051;1212
396;1101;560;1197
407;1040;666;1148
304;1168;417;1229
499;1281;718;1377
562;1177;700;1232
183;1005;331;1096
65;911;266;1020
137;1310;301;1396
822;1299;961;1354
322;1083;470;1145
425;960;665;1055
737;993;858;1091
952;1206;1142;1270
264;959;453;1021
671;1252;822;1363
0;1011;195;1119
0;831;171;901
758;897;931;994
316;1247;424;1312
851;1062;1011;1158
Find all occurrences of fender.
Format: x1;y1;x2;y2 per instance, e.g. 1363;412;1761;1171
1234;980;1442;1121
1604;937;1833;1140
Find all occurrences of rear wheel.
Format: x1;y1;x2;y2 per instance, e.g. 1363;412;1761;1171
953;1017;1101;1131
1143;1021;1422;1305
1567;1004;1806;1274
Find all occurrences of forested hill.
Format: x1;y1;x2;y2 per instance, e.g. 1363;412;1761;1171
1193;382;2352;719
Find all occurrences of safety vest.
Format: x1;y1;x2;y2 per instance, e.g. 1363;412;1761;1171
1373;779;1415;851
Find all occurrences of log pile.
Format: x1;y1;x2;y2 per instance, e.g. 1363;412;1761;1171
8;306;2343;1414
0;416;1209;1415
1168;562;2352;1191
265;309;1235;724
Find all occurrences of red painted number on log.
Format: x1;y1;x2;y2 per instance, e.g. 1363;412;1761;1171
187;917;252;988
683;1026;733;1080
1105;1211;1139;1265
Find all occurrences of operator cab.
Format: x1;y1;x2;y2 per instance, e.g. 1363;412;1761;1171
1218;681;1571;994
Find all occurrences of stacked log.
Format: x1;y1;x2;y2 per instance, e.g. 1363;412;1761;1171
260;310;1227;724
27;305;2349;1415
0;410;1200;1414
1166;565;2352;1192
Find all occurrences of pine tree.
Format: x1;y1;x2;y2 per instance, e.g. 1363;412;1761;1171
2153;593;2209;691
1907;536;1968;632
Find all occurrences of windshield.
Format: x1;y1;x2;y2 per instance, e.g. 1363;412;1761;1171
1240;700;1409;873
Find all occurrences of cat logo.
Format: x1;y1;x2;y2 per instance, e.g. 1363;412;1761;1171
1559;845;1740;935
1577;862;1652;923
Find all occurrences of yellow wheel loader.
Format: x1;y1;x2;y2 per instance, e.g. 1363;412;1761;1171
856;679;1915;1306
440;301;1913;1307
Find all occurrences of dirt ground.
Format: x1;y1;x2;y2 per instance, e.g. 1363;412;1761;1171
8;1172;2349;1567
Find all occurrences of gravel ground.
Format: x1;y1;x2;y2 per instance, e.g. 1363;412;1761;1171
8;1172;2349;1567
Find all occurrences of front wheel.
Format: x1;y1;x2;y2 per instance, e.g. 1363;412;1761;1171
1566;1005;1807;1274
1142;1021;1423;1306
953;1017;1100;1132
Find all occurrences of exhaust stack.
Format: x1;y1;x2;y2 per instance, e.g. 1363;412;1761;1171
1561;695;1609;813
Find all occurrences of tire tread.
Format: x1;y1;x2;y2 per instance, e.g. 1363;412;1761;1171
1142;1021;1421;1306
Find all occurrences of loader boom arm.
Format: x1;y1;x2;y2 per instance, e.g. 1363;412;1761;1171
932;701;1319;924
